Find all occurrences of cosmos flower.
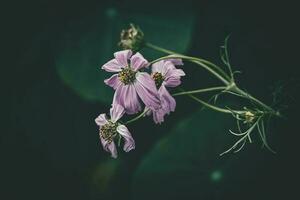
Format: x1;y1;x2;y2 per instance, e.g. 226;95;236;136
95;104;135;158
102;50;160;114
147;59;185;123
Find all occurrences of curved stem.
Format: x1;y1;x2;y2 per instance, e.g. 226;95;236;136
173;86;226;96
124;108;149;125
231;86;279;116
146;43;231;83
187;94;243;115
150;54;230;85
146;42;280;117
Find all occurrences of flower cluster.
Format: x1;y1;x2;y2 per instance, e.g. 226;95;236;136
95;50;185;158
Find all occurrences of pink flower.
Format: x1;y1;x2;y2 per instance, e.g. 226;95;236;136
95;104;135;158
102;50;160;114
147;59;185;124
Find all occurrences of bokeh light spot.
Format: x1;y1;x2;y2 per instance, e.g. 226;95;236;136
211;170;223;182
105;7;118;19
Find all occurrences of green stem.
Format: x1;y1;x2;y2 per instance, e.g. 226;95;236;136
146;42;279;117
173;86;226;96
149;54;230;85
146;43;231;83
187;94;243;115
124;108;149;125
146;42;177;54
231;86;279;116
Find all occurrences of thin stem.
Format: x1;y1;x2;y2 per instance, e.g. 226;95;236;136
125;108;149;125
232;86;279;116
146;43;231;83
149;54;230;85
172;86;226;96
146;42;280;118
187;94;243;115
145;42;177;55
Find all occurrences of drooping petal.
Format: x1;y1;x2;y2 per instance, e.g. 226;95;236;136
130;52;149;71
152;108;166;124
159;85;176;113
134;72;160;111
117;124;135;152
100;137;118;158
113;84;142;114
110;103;125;123
95;114;108;126
114;50;132;67
104;74;122;90
163;76;182;87
102;59;123;72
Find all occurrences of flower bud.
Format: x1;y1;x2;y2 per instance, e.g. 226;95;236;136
118;24;144;52
244;111;255;124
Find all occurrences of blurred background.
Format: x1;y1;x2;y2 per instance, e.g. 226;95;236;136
2;0;300;199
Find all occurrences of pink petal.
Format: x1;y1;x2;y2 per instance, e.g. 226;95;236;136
100;137;118;158
163;77;182;87
134;72;160;111
130;52;149;71
159;85;176;113
166;58;184;66
102;59;123;72
117;125;135;152
165;68;185;78
151;60;164;73
152;108;165;124
113;84;142;114
114;50;132;67
104;74;121;89
95;114;108;126
110;103;125;122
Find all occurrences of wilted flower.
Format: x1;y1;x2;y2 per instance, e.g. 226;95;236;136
95;104;135;158
102;50;160;114
118;24;144;52
147;59;185;123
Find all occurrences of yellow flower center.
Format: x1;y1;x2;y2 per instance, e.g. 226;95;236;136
118;67;136;85
152;72;164;88
100;121;118;143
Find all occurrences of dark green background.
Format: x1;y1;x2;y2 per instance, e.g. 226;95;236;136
2;0;299;199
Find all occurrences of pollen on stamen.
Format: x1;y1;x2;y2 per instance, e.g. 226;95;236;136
100;122;118;143
118;67;137;85
152;72;164;88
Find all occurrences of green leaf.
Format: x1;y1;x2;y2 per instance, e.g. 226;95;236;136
55;8;195;103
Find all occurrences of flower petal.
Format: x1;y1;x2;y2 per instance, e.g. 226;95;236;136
151;60;164;73
134;72;160;111
110;103;125;123
130;52;149;71
166;58;184;66
102;59;123;72
117;124;135;152
95;114;108;126
163;76;182;87
113;84;142;114
159;85;176;113
152;108;166;124
114;50;132;67
104;74;122;90
100;137;118;158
